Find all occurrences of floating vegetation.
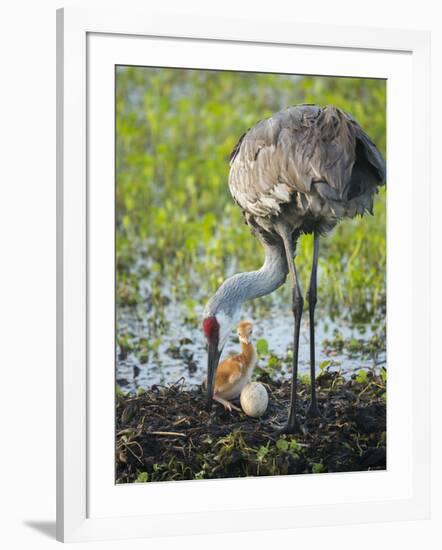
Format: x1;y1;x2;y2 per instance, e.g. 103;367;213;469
116;368;386;483
115;67;386;393
115;68;387;481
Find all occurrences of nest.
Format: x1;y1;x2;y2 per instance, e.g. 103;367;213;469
116;371;386;483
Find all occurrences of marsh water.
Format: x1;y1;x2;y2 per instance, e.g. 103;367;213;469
115;68;387;395
116;289;386;394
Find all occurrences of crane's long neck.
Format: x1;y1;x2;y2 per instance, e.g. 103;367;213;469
206;241;288;319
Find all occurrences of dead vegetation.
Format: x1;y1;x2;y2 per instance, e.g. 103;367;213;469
116;368;386;483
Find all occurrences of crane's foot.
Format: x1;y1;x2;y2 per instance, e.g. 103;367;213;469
274;414;300;435
306;402;322;419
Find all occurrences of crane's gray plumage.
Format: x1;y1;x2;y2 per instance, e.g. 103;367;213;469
204;104;385;430
228;104;385;237
205;239;288;319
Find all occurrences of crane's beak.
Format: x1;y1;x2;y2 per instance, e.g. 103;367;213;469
206;341;221;411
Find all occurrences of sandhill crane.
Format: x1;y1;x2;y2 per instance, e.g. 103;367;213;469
203;105;386;433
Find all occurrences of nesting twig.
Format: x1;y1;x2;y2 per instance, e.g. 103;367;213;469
116;372;386;483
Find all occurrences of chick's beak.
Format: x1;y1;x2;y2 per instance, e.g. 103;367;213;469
206;340;221;411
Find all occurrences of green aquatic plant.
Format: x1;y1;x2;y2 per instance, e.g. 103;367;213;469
115;67;386;395
115;372;387;482
116;67;385;313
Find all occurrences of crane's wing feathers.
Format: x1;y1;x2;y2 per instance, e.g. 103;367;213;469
228;105;385;220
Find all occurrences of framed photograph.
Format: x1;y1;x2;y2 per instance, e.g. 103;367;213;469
56;7;431;543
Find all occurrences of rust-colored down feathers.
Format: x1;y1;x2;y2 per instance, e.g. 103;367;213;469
213;321;257;408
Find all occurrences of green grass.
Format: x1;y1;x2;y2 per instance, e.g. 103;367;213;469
115;369;387;482
116;66;386;342
115;70;387;478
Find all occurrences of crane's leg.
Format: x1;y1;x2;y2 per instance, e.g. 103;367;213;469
307;232;321;418
278;227;303;433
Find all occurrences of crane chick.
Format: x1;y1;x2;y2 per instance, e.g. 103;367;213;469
212;320;257;412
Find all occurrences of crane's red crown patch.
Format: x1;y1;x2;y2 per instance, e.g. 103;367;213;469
202;316;219;341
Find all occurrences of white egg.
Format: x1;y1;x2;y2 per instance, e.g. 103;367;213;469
240;382;269;418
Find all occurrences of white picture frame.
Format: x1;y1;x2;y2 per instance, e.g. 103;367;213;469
56;7;431;543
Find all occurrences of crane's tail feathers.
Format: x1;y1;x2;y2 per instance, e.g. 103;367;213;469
354;130;386;185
